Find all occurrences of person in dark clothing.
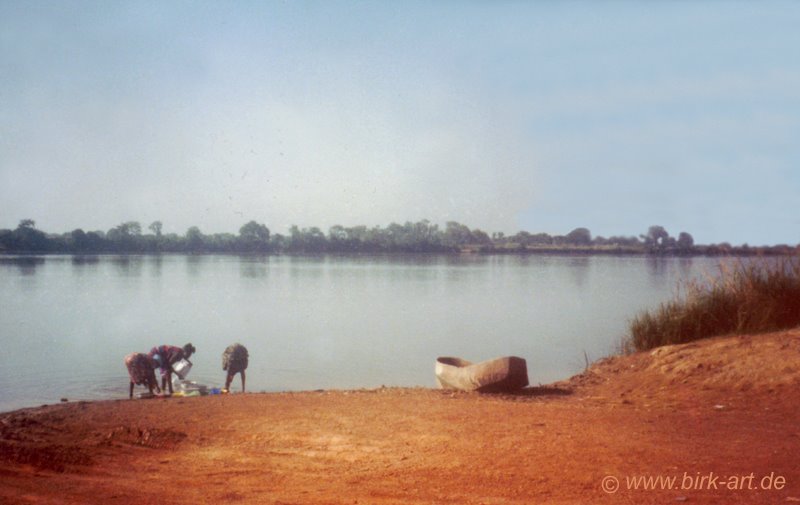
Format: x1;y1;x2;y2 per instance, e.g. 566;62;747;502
222;343;248;392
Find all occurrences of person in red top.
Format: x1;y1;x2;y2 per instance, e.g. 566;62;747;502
148;343;196;394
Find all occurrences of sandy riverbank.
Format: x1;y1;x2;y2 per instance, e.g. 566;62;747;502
2;329;800;504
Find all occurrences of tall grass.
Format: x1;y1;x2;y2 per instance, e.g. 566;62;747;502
627;257;800;352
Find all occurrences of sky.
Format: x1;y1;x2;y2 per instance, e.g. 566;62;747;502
1;1;799;246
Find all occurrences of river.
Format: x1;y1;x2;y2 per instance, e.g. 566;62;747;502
0;253;728;412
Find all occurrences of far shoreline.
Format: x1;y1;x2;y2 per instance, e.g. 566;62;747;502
2;246;798;258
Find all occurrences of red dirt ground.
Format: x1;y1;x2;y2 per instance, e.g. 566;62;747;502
1;329;799;504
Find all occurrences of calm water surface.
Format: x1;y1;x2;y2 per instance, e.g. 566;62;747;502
0;254;728;412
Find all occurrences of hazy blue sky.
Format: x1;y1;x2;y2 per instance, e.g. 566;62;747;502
1;1;799;245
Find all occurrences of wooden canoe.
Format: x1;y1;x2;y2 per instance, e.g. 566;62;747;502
435;356;529;392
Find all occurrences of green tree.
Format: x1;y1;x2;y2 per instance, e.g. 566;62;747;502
471;229;492;245
304;227;326;251
106;221;143;251
530;233;553;245
149;221;163;237
185;226;205;251
677;232;695;251
642;225;670;250
511;231;532;247
12;219;50;251
125;221;142;236
287;225;326;252
492;232;506;243
108;221;141;239
70;229;87;252
607;236;641;247
328;225;355;251
238;221;270;252
565;227;592;245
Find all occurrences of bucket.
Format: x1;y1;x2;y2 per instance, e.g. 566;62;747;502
173;378;207;394
172;359;192;379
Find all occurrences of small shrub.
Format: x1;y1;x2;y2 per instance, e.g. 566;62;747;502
627;257;800;351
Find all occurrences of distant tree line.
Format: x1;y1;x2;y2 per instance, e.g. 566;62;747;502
0;219;796;256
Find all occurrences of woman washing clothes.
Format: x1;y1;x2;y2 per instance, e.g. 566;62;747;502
124;352;161;399
222;343;249;392
148;343;196;394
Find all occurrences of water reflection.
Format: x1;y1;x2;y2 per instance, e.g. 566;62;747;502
515;254;560;270
677;257;694;277
240;256;269;278
71;255;99;266
185;255;208;277
645;256;697;290
111;255;143;276
442;254;488;267
566;257;590;287
286;255;316;279
148;255;163;277
71;255;100;277
646;256;670;281
0;256;45;275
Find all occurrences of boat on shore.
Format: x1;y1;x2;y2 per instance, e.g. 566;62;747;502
435;356;529;392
